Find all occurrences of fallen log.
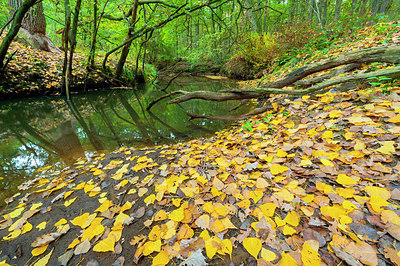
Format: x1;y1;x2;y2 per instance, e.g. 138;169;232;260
147;46;400;120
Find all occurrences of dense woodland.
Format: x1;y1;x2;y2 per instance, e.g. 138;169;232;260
1;0;399;87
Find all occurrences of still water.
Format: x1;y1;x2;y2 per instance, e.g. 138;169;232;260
0;76;249;204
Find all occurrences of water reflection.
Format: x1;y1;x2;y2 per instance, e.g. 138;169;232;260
0;77;248;203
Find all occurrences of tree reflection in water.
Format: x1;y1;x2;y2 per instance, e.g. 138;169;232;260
0;77;250;204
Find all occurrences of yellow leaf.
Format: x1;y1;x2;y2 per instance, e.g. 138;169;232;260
376;141;396;155
177;224;194;240
205;238;218;259
144;194;156;205
285;211;299;227
276;149;287;158
21;222;33;234
154;210;168;222
36;222;46;231
249;190;264;203
275;216;286;227
370;195;390;213
169;207;184;222
299;158;313;167
64;197;77;207
3;229;21;240
32;244;48;257
365;186;391;200
115;213;130;225
152;250;170;266
172;198;182;207
283;225;297;235
270;164;289;175
33;248;53;266
7;207;24;219
143;240;161;256
320;158;334;167
64;191;73;199
67;238;80;249
259;203;276;217
93;235;116;252
92;169;104;176
81;218;104;240
337;174;357;186
388;114;400;123
237;199;250;209
274;189;294;202
302;195;314;204
243;237;262;259
95;200;112;213
301;242;321;266
71;213;96;229
321;130;333;139
120;201;132;213
111;163;129;180
261;248;277;262
222;239;233;256
329;110;342;118
54;219;67;227
280;252;297;265
188;158;200;167
30;203;43;211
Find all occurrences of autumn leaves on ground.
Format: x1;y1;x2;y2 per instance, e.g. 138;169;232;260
1;27;400;266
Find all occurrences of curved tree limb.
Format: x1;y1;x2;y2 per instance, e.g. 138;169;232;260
163;66;400;104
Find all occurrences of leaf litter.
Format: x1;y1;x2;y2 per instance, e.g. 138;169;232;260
1;28;400;266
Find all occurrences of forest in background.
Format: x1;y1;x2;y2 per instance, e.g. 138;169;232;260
1;0;399;88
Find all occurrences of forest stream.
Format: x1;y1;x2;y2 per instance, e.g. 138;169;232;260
0;76;250;205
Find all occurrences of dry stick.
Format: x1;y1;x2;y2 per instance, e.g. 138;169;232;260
230;99;251;111
1;50;18;70
146;91;183;110
161;71;184;91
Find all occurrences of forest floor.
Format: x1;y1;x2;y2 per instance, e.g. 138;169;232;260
0;33;122;101
1;23;400;265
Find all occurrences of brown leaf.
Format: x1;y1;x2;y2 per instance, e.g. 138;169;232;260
303;228;326;247
133;207;145;219
331;246;362;266
383;246;400;265
74;239;91;255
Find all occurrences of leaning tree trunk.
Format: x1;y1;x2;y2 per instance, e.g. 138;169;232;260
0;0;37;69
7;0;60;53
114;0;139;79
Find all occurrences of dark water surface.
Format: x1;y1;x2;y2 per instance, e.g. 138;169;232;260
0;76;248;204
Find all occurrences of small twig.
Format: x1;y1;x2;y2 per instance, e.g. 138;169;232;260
146;91;183;110
2;50;18;71
161;71;184;91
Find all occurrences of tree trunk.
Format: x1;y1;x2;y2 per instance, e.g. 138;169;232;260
0;0;37;69
88;0;98;68
334;0;343;21
115;0;140;79
7;0;60;53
